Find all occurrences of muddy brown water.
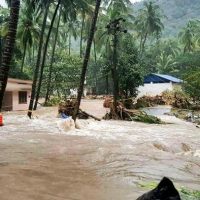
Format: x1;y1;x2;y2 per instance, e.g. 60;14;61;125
0;100;200;200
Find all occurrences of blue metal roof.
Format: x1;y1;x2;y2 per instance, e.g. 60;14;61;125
144;73;183;84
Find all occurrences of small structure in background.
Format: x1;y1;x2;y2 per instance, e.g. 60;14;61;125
2;78;32;111
137;73;183;98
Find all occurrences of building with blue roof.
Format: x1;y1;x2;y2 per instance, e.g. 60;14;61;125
137;73;183;97
144;73;183;84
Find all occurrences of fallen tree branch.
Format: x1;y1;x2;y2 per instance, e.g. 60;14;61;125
79;109;101;121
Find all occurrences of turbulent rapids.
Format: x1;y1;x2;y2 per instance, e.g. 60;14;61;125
0;100;200;200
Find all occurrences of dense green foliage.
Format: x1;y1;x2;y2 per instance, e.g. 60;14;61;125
42;52;82;98
0;0;200;104
133;0;200;36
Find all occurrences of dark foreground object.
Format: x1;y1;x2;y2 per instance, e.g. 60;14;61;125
137;177;181;200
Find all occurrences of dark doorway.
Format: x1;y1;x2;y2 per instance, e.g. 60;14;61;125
2;91;13;111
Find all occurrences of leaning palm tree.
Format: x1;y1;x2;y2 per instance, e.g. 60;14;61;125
73;0;102;121
33;0;62;110
27;0;51;118
0;0;20;111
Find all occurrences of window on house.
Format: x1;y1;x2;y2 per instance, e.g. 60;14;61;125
19;91;27;104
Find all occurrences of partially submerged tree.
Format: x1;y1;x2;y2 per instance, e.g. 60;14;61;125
73;0;102;121
27;0;51;118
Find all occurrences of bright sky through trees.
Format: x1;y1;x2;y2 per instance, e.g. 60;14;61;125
130;0;142;3
0;0;7;7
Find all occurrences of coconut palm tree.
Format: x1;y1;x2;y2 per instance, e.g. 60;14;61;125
0;0;20;111
93;0;132;113
27;0;51;118
156;52;176;73
73;0;102;120
17;0;40;72
33;0;61;110
179;21;196;53
29;0;93;112
134;1;164;53
44;8;62;104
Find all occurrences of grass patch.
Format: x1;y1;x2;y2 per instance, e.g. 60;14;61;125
131;114;163;124
180;188;200;200
137;181;200;200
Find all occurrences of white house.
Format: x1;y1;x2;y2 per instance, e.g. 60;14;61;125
137;73;182;98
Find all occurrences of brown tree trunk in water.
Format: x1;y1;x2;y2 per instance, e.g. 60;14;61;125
33;0;61;110
27;2;50;118
72;0;102;121
0;0;20;111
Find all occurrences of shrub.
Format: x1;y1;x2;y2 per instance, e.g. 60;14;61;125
162;89;191;109
43;96;62;107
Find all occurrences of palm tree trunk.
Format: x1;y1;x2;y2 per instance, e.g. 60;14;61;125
27;1;50;118
33;0;61;110
44;8;61;104
139;35;143;53
21;41;27;72
80;12;85;58
93;39;98;94
93;39;97;63
72;0;102;121
111;33;119;115
0;0;20;111
141;32;148;54
32;44;35;61
0;38;3;66
106;74;109;95
68;32;71;56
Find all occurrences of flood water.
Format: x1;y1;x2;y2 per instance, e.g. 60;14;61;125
142;106;171;116
0;100;200;200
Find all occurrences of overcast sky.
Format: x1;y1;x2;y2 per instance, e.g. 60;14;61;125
0;0;142;7
0;0;6;7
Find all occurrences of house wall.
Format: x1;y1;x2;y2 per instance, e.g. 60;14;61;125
12;90;31;111
137;82;173;98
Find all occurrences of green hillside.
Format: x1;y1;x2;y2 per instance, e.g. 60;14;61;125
133;0;200;37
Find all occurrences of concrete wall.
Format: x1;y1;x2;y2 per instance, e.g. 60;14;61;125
12;90;31;111
137;82;173;98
